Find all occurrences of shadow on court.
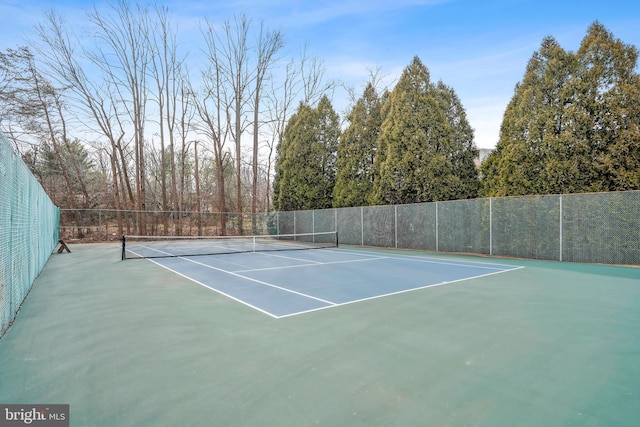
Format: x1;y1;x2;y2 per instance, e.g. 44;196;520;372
1;243;639;426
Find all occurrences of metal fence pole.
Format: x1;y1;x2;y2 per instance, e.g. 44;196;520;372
489;198;493;256
394;205;398;248
435;201;439;252
361;206;364;246
559;195;563;262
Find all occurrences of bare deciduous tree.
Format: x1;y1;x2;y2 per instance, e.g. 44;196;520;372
197;19;232;232
3;3;338;239
250;22;283;231
148;4;186;233
86;0;151;233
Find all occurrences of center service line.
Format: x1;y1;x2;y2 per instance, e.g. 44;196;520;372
179;256;337;306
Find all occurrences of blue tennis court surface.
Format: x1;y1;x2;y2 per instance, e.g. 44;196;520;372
145;248;523;318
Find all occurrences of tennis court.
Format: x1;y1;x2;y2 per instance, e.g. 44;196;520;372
1;242;639;426
125;238;522;318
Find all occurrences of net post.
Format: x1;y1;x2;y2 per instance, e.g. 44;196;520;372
336;231;339;248
121;235;126;260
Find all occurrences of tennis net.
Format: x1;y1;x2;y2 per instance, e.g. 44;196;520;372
121;231;338;260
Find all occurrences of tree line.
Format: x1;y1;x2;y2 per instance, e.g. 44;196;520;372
1;4;639;237
1;1;332;235
273;57;480;210
482;22;640;196
274;22;640;211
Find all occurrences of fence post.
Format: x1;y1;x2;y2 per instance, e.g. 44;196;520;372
489;198;493;256
361;206;364;246
559;195;563;262
394;205;398;248
435;201;439;252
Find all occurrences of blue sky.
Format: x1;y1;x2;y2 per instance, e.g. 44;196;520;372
1;0;639;148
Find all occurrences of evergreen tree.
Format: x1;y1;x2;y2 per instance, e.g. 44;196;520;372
573;22;640;190
272;96;340;210
481;37;579;196
482;22;640;196
370;56;478;205
433;81;480;198
333;83;384;207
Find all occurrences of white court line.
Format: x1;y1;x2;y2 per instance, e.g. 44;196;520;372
128;244;171;256
144;258;281;319
257;250;387;263
256;251;325;264
384;256;519;271
129;245;337;307
178;257;337;306
325;248;520;271
275;266;526;319
131;245;524;319
197;256;258;271
235;254;388;273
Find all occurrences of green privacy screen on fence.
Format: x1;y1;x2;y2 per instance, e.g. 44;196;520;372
275;191;640;265
0;133;60;338
57;191;639;266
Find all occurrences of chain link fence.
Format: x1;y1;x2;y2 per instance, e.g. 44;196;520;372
58;191;640;265
274;192;640;265
1;133;60;337
59;209;277;241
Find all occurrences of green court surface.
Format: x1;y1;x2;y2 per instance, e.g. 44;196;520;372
1;243;639;426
